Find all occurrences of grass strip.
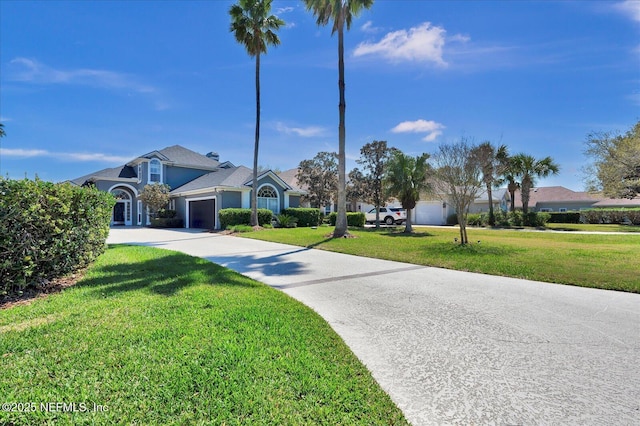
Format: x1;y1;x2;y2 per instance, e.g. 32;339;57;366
0;245;408;425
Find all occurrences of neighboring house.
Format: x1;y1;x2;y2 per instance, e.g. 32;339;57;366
70;145;305;229
513;186;605;212
468;188;509;214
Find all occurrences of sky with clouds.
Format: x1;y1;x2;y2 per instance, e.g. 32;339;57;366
1;0;638;191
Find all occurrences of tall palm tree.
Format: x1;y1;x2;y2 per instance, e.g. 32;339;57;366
511;153;560;214
496;147;519;212
230;0;284;226
384;151;432;233
474;141;507;226
303;0;374;238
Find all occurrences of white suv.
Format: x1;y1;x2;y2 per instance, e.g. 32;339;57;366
365;207;406;225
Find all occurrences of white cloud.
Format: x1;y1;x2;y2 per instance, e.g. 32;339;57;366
0;148;131;163
614;0;640;22
8;57;156;93
391;119;445;142
275;122;327;137
0;148;49;158
353;22;448;66
276;6;294;14
361;21;383;34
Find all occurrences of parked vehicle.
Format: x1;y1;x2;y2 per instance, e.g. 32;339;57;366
365;207;406;225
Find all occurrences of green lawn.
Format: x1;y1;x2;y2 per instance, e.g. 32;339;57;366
241;226;640;293
544;223;640;232
0;245;408;425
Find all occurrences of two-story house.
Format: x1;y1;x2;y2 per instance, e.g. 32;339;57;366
70;145;305;229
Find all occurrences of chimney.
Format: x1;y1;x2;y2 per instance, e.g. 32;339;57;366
206;152;220;162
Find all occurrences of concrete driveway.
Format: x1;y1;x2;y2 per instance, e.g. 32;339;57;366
107;228;640;425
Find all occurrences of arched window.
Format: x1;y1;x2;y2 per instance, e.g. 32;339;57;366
257;185;279;213
111;189;131;200
149;159;162;183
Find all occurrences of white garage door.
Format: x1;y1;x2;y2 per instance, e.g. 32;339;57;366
414;201;445;225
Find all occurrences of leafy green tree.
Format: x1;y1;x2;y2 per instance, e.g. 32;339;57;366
303;0;374;237
384;150;432;233
356;140;394;228
584;121;640;199
0;123;5;138
511;153;560;214
296;152;338;210
347;167;368;212
432;140;483;245
473;142;508;225
139;183;171;219
230;0;284;226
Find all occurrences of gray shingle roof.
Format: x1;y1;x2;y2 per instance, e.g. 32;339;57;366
137;145;220;169
171;166;253;194
70;165;137;186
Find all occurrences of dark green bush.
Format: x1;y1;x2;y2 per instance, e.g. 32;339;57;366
0;178;115;296
547;212;581;223
150;218;184;228
327;212;365;227
282;208;321;227
157;209;177;219
218;208;273;228
467;213;484;226
446;214;458;225
581;208;640;225
523;212;550;227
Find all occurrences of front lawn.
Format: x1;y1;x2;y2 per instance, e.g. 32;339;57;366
0;245;407;425
241;227;640;293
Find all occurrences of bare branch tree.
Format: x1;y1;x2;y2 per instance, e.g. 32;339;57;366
432;139;483;245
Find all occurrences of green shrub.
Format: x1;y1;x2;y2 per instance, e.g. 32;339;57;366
282;208;321;227
150;218;184;228
524;212;550;227
275;214;298;228
446;213;459;225
157;209;177;219
218;208;273;228
547;212;581;223
508;210;524;226
494;210;510;227
327;212;365;227
581;208;640;225
467;213;484;226
0;178;114;296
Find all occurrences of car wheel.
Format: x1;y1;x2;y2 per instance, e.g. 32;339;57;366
384;216;394;225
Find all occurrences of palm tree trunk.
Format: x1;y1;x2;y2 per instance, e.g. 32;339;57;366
404;208;413;233
521;176;531;214
251;52;260;227
508;180;517;212
487;184;495;226
333;21;348;238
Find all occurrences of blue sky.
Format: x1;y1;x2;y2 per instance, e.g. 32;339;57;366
1;0;638;191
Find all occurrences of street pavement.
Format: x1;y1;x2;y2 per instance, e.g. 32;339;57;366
107;227;640;425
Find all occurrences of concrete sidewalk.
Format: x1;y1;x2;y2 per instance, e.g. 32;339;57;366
107;227;640;425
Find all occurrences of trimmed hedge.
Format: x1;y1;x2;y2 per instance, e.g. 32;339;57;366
327;212;366;227
0;178;115;295
281;208;321;227
580;208;640;225
547;212;581;224
452;210;552;227
218;208;273;228
150;218;184;228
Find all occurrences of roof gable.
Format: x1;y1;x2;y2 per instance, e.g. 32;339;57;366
132;145;220;170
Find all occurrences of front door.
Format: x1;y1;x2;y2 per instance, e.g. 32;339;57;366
113;202;125;225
